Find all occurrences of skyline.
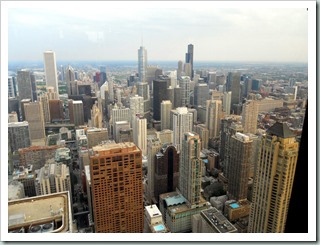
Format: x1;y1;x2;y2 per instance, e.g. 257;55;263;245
5;1;309;63
2;0;317;242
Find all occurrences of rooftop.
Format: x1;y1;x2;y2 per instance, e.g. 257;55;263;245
8;191;72;233
267;122;296;138
201;207;238;233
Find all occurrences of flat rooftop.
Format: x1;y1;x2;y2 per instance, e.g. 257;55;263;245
8;191;72;233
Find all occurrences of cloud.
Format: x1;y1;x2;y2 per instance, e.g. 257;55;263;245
7;4;308;62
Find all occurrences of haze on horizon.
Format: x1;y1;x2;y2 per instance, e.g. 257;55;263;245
6;2;308;63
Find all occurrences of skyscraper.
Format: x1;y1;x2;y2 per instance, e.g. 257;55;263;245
185;44;194;79
171;107;193;152
147;138;162;204
178;132;202;208
49;100;64;121
153;76;170;120
68;100;84;126
24;101;46;145
154;144;179;204
179;76;191;107
39;94;51;123
194;124;209;150
227;133;253;201
8;122;31;152
43;51;59;96
138;46;147;83
226;72;241;113
130;95;144;122
17;70;32;101
35;160;71;196
111;105;131;138
65;65;76;96
161;100;172;130
194;83;209;107
133;115;147;156
248;122;299;233
8;77;16;98
223;91;232;115
242;100;259;134
90;142;143;232
206;100;222;139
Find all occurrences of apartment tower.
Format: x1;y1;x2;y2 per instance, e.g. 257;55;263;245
248;122;299;233
90;142;143;232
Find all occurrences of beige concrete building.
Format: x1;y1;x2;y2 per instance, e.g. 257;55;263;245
24;101;46;145
248;122;299;233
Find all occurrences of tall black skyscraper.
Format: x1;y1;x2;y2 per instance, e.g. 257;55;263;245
153;76;170;121
226;72;241;113
185;44;194;79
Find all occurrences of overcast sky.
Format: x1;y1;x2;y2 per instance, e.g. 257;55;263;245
6;1;308;63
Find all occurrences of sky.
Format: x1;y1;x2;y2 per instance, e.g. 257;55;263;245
4;1;309;63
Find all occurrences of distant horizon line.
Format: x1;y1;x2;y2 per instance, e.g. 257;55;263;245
8;60;308;64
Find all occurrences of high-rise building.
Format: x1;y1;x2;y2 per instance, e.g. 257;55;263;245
226;72;241;113
206;100;222;139
171;107;193;152
178;132;202;208
248;122;299;233
86;128;108;149
89;101;103;128
133;115;147;156
177;60;183;79
207;72;217;89
35;160;71;196
154;144;179;204
155;129;173;145
8;98;20;121
138;46;147;83
242;100;259;134
49;100;64;122
161;100;172;130
194;124;209;150
179;76;191;107
185;44;194;79
8;76;16;98
243;77;252;98
65;65;76;96
46;86;58;100
223;91;232;115
228;133;253;201
111;105;131;138
219;116;243;178
174;86;182;108
153;76;170;120
147;138;162;204
136;82;150;121
90;142;143;232
39;94;51;123
114;121;133;143
17;70;32;101
8;122;31;152
130;95;144;122
20;98;32;122
194;83;209;107
68;100;84;126
18;145;62;170
43;51;59;96
24;101;46;145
